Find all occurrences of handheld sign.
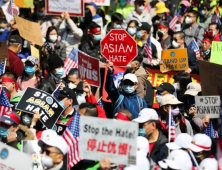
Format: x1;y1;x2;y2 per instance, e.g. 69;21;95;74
160;49;189;72
79;116;138;165
46;0;84;16
14;0;33;8
0;41;9;66
78;51;100;87
195;96;220;118
101;29;138;67
210;41;222;65
84;0;110;6
55;123;67;136
16;87;64;129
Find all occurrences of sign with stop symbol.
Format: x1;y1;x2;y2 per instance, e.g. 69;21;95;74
101;29;138;67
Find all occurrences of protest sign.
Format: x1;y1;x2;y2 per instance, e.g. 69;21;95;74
0;41;9;66
84;0;110;6
79;116;138;165
210;41;222;65
31;45;40;61
14;0;33;8
46;0;84;16
198;60;222;96
160;49;189;72
195;96;220;118
101;29;138;67
78;51;100;87
16;87;64;129
55;123;67;136
0;142;32;170
15;16;44;46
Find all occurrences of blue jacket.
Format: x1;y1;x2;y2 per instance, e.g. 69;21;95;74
105;70;147;118
0;29;10;41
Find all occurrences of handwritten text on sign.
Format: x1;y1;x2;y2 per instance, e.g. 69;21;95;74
79;117;138;165
195;96;220;119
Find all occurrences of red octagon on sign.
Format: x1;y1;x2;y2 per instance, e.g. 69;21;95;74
101;29;138;67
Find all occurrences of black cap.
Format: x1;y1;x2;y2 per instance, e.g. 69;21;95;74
133;55;143;63
8;35;22;44
138;22;151;33
74;81;83;91
154;83;175;94
58;87;78;105
200;2;210;10
135;0;145;3
48;54;64;71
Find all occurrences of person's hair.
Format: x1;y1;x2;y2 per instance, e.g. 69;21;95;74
89;21;101;31
203;36;213;42
187;10;198;19
36;1;45;9
0;7;5;19
127;20;139;28
1;72;16;82
116;109;133;120
135;0;145;6
79;103;98;117
174;72;192;91
96;8;107;26
12;123;19;127
209;22;220;30
0;18;7;24
68;68;78;77
159;21;169;29
202;150;212;159
174;31;185;39
111;13;123;23
147;119;160;128
46;26;58;42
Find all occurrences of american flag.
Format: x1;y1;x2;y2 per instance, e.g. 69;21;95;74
204;121;215;138
52;84;61;99
64;48;78;75
211;10;221;25
0;61;6;76
188;39;200;58
62;110;81;168
169;9;181;31
6;0;19;16
168;111;176;141
144;34;152;63
97;97;103;108
0;88;12;117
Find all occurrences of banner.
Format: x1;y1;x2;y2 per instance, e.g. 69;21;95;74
14;0;33;8
0;41;9;66
79;117;138;165
195;96;220;118
84;0;110;6
78;51;100;87
210;41;222;65
16;87;64;129
160;49;189;72
46;0;84;16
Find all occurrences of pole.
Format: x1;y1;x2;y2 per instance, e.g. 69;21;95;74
168;108;171;155
188;149;199;168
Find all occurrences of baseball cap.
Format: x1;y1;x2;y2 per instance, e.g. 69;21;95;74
0;111;21;125
58;87;78;105
132;108;158;123
199;158;218;170
188;134;212;152
123;73;138;84
184;82;201;96
137;136;149;156
138;22;151;34
89;2;98;10
154;83;175;94
25;56;39;66
38;129;68;155
166;133;192;150
181;0;191;7
8;35;22;44
200;2;210;10
160;94;183;107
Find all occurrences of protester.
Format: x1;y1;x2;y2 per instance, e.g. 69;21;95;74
127;20;139;39
157;21;172;50
208;22;220;41
154;83;175;104
67;68;80;90
199;3;213;30
78;103;98;117
200;36;212;61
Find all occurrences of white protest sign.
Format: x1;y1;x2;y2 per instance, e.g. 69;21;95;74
79;117;138;165
0;142;32;170
195;96;220;118
84;0;110;6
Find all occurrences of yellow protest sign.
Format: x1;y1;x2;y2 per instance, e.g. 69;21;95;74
160;49;189;73
14;0;33;8
210;41;222;65
14;16;43;46
30;45;39;60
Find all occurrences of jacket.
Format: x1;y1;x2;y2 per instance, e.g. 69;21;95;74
150;130;168;164
175;118;193;136
198;12;213;30
105;69;147;118
213;33;220;41
115;3;134;18
0;28;10;41
54;41;67;61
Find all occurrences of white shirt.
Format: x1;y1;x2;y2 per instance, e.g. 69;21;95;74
0;0;19;23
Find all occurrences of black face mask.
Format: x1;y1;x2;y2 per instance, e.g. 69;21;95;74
157;31;164;38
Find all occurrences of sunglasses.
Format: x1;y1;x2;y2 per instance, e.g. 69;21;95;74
41;148;61;155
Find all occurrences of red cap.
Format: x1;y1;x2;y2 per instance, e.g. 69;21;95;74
0;111;21;125
87;27;101;34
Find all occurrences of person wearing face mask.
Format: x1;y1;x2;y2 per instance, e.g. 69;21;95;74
106;61;147;118
208;22;220;41
73;81;87;105
38;129;68;170
157;21;172;50
127;20;139;39
154;83;175;104
200;37;212;61
67;68;80;90
0;111;34;150
198;3;213;30
6;35;24;78
38;54;66;94
132;108;168;163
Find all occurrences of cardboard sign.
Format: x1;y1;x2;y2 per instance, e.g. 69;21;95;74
79;117;138;165
15;16;44;46
78;51;100;87
101;29;138;67
31;45;40;61
198;60;222;96
14;0;33;8
16;87;64;129
0;42;9;66
160;49;189;72
210;41;222;65
195;96;220;118
0;142;32;170
84;0;110;6
46;0;84;16
55;123;67;136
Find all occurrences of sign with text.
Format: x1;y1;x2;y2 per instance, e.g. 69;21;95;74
84;0;110;6
15;16;44;46
16;87;64;129
78;51;100;87
210;41;222;65
79;117;138;165
0;142;32;170
55;123;67;136
160;49;189;72
195;96;220;118
14;0;33;8
46;0;84;16
101;29;138;67
0;41;9;66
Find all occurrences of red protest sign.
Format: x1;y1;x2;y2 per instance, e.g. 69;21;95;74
78;52;100;87
101;29;138;67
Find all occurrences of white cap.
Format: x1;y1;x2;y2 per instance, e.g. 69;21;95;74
185;82;201;96
38;129;68;155
188;134;212;152
123;73;138;83
132;108;158;123
166;133;192;150
199;158;218;170
137;136;149;157
160;94;183;107
158;150;192;170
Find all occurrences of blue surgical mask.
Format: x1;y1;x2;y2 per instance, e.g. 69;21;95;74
24;66;35;75
93;34;102;41
139;128;148;137
155;94;162;104
114;24;122;29
0;127;11;138
122;85;135;94
55;68;64;77
119;0;126;6
58;101;67;109
37;11;45;17
22;114;32;125
200;10;205;16
127;28;136;36
136;31;143;38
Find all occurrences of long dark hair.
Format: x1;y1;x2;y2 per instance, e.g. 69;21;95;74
46;26;58;42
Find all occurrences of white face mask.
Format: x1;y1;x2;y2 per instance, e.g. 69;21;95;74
185;17;193;24
172;40;180;48
68;82;77;90
155;95;162;104
49;35;57;43
41;154;53;169
137;6;144;13
77;93;86;105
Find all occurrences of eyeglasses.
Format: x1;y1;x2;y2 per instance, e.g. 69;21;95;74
41;148;61;155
